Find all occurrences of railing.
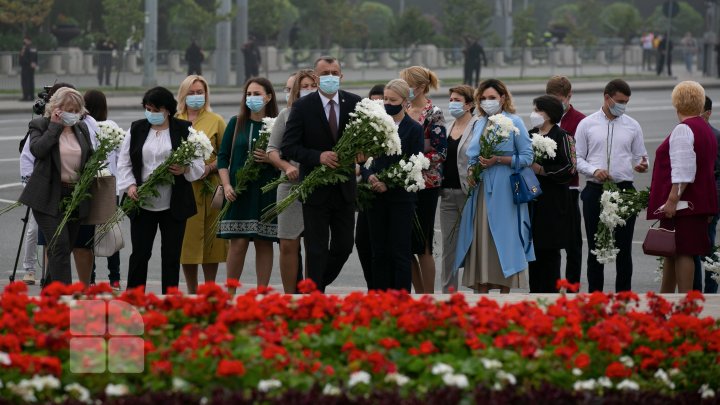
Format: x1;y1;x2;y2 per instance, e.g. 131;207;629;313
0;44;711;90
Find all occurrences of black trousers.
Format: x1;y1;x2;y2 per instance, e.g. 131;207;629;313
367;197;414;291
127;208;186;294
97;60;112;85
33;195;80;285
355;210;372;290
21;67;34;100
564;189;582;284
581;182;636;292
529;248;561;293
302;191;355;292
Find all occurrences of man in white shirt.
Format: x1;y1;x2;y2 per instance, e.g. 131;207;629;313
575;79;649;292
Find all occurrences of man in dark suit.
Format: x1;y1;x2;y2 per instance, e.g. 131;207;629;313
281;56;361;292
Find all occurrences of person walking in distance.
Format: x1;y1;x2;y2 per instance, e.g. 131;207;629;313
281;56;361;293
19;37;38;101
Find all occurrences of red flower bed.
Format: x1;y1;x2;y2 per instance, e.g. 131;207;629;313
0;280;718;403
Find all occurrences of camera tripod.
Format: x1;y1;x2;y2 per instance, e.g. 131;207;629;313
10;206;48;286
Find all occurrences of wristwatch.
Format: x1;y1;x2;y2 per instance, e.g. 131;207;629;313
496;157;501;164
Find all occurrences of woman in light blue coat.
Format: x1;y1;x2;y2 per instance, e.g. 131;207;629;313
454;79;534;293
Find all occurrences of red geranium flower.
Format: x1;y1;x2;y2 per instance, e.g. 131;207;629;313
216;359;246;377
605;361;632;378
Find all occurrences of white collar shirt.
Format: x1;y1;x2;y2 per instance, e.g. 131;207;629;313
575;109;648;184
319;91;340;129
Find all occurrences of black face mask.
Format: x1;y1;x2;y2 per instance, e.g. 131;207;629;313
384;103;403;116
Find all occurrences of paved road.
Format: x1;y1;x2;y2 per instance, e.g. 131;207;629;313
0;87;718;295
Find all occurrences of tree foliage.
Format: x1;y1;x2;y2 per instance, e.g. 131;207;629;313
647;1;704;37
513;5;536;47
547;1;600;47
290;0;352;49
355;1;394;48
101;0;144;48
599;2;642;45
0;0;54;34
249;0;298;43
390;7;434;48
442;0;491;41
168;0;233;50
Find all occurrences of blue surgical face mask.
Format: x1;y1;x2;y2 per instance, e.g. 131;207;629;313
480;99;501;116
448;101;466;118
245;95;266;113
408;88;415;101
318;75;340;95
144;109;166;126
186;94;205;110
299;89;316;98
609;100;626;117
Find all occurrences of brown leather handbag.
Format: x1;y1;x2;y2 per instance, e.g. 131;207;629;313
642;220;676;257
85;176;117;225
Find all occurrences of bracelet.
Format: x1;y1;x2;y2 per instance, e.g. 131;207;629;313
496;157;501;164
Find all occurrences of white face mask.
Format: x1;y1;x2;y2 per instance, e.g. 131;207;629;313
529;111;545;129
480;99;501;115
60;111;80;126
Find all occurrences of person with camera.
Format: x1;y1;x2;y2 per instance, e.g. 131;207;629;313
18;87;95;285
19;83;99;286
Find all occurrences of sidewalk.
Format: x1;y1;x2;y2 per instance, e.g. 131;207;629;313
1;62;718;113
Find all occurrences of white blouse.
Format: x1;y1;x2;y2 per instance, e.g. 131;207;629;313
669;123;696;184
116;128;204;211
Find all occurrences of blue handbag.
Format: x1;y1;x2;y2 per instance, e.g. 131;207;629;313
509;131;542;204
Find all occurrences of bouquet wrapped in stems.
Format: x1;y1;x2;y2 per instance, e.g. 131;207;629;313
211;117;276;234
592;182;649;263
261;98;401;222
49;122;126;248
467;114;518;188
531;133;557;164
357;153;430;210
95;127;213;240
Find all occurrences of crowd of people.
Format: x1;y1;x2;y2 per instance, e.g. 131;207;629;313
14;54;720;296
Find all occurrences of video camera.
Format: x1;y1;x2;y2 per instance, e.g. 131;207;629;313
32;85;54;116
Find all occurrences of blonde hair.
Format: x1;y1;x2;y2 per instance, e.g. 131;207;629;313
44;87;86;118
288;69;316;107
384;78;410;100
672;81;705;116
399;66;439;94
176;75;211;115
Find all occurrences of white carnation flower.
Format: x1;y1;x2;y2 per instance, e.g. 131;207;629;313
348;370;371;387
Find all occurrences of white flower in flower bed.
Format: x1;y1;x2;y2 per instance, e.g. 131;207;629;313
0;351;10;366
258;379;282;392
348;370;371;388
700;384;716;399
616;379;640;391
480;358;503;370
442;373;469;388
431;362;454;375
172;377;189;392
573;379;597;391
65;383;91;403
619;356;634;368
322;383;341;395
105;383;130;396
496;370;517;386
384;372;410;386
654;369;675;390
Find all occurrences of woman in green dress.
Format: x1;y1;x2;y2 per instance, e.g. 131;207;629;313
217;77;279;293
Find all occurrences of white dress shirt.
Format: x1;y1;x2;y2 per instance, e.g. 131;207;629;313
669;123;696;184
116;128;204;211
319;91;340;129
575;109;648;183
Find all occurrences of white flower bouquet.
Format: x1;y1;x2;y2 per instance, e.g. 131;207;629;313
261;98;401;221
212;117;275;233
95;127;212;239
531;133;557;163
468;114;517;187
49;122;126;248
592;183;649;263
702;246;720;283
357;152;430;209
